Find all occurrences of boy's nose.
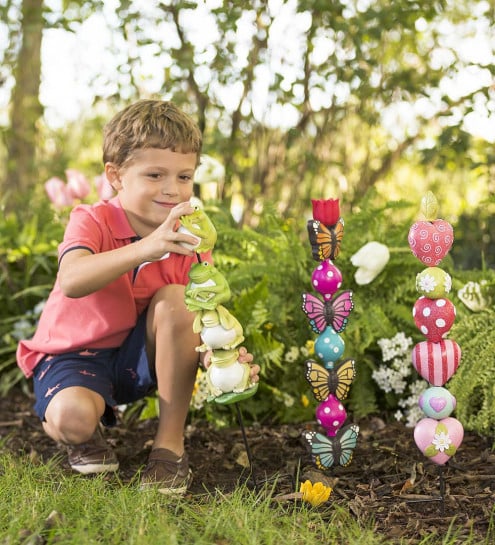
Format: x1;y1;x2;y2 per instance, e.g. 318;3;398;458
160;178;179;195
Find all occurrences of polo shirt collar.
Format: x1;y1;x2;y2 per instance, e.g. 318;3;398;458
106;197;139;240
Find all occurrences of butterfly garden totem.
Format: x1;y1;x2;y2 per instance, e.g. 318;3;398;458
408;192;464;465
181;207;258;404
301;198;359;469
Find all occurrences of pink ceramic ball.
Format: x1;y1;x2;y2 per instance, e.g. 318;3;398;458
315;394;347;437
413;296;456;342
311;260;343;300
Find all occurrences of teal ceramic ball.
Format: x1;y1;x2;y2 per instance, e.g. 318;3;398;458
314;326;345;367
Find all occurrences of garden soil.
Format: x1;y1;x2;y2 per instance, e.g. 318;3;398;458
2;388;494;544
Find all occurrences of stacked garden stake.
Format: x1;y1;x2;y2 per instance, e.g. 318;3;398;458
301;198;359;469
180;207;258;405
408;192;464;466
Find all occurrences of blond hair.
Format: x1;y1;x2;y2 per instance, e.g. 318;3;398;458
102;100;202;167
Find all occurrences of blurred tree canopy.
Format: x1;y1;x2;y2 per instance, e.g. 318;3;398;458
1;0;494;223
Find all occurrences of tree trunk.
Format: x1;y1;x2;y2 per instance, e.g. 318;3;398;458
3;0;43;213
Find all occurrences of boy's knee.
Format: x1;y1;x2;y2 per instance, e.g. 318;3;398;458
44;388;103;443
149;285;194;329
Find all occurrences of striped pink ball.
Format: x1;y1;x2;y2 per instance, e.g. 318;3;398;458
412;339;461;386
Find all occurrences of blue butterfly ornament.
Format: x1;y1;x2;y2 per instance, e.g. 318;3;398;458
303;424;360;469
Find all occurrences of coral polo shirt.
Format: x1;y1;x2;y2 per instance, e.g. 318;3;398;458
17;197;210;378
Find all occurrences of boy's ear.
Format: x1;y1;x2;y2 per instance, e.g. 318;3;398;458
105;163;122;190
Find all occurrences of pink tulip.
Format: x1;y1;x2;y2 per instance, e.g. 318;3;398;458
94;173;115;201
66;169;91;200
45;177;74;209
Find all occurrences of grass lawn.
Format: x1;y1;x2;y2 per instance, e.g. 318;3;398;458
1;451;493;545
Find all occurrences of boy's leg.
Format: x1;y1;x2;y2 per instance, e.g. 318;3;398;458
145;284;200;456
33;353;120;474
140;284;199;494
43;386;119;474
43;386;105;444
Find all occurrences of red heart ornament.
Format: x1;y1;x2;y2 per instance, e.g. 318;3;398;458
412;339;461;386
408;220;454;266
414;417;464;465
413;296;456;342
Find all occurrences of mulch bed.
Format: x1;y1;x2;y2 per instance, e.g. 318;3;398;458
2;388;494;543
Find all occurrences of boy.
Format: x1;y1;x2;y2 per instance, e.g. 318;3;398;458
17;100;259;495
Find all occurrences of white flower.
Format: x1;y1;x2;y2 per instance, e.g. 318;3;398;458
191;370;210;410
378;332;412;361
404;404;423;428
195;155;225;185
432;431;452;452
283;393;295;407
444;274;452;293
11;319;33;341
417;273;436;293
284;346;300;363
350;242;390;285
458;281;487;312
33;300;47;316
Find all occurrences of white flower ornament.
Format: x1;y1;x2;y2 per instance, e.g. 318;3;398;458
458;281;487;312
195;155;225;185
350;241;390;285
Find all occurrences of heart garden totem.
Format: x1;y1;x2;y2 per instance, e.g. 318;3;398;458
301;198;359;470
408;192;464;466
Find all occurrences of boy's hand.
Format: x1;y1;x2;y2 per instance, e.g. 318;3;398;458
201;347;260;383
238;347;260;383
138;202;201;262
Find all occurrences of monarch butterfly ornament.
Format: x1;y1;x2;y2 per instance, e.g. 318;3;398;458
305;359;356;401
307;217;345;262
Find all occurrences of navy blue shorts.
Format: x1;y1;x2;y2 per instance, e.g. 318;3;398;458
32;311;156;426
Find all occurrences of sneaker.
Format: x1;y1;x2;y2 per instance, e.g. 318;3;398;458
140;448;192;495
66;428;119;474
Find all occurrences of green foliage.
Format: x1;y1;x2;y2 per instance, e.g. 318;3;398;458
0;201;63;394
448;280;495;436
2;192;494;438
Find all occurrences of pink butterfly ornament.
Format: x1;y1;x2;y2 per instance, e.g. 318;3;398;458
301;291;354;333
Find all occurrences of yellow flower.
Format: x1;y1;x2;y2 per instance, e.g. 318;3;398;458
305;340;315;355
299;480;332;507
301;394;310;408
191;368;203;399
264;322;274;330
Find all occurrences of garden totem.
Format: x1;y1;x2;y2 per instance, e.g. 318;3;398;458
180;207;258;405
408;192;464;464
301;198;359;469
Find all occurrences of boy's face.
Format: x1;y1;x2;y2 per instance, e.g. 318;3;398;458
106;148;197;236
